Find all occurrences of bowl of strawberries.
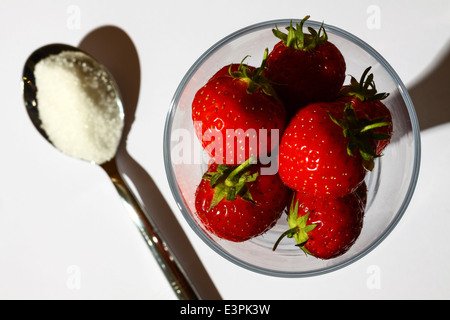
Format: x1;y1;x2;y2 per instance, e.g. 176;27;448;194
164;16;421;276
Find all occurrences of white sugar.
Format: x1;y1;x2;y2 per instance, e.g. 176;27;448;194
34;51;124;164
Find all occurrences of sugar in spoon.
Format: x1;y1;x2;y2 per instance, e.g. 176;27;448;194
22;43;199;300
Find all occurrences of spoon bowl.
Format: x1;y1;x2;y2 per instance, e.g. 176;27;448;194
23;44;78;143
22;43;199;299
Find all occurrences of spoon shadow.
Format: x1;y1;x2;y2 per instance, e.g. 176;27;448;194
407;40;450;131
78;26;221;300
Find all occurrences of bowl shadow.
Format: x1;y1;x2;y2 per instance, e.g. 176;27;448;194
78;26;221;300
407;40;450;131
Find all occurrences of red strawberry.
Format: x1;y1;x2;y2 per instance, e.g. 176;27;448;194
339;66;393;155
264;16;346;118
278;101;365;198
192;49;286;165
194;158;290;242
273;190;365;260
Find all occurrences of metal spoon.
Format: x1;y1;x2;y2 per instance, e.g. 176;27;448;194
22;43;199;300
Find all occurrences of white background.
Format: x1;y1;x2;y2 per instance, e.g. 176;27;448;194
1;0;449;299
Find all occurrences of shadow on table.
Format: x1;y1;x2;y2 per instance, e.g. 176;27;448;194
407;41;450;131
79;26;221;300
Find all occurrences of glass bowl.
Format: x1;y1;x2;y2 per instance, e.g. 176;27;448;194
163;19;421;277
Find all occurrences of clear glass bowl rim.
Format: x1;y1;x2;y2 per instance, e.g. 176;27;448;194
163;18;422;278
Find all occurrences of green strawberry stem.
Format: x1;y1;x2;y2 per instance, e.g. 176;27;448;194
229;48;278;97
328;103;391;171
224;157;256;187
339;66;389;102
272;226;299;252
202;157;259;209
272;15;328;51
272;199;317;253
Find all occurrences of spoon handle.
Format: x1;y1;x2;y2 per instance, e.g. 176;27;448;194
101;159;200;300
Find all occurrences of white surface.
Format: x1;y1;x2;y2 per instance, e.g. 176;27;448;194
1;0;449;300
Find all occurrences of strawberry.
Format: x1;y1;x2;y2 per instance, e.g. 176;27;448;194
192;49;286;165
273;189;365;260
264;16;346;118
339;66;393;155
278;101;364;198
278;100;389;198
194;158;290;242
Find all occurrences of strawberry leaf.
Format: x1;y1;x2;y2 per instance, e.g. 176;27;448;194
361;121;391;133
273;198;317;252
203;158;259;210
210;187;228;209
272;16;327;51
329;103;391;171
229;49;278;98
339;66;389;102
